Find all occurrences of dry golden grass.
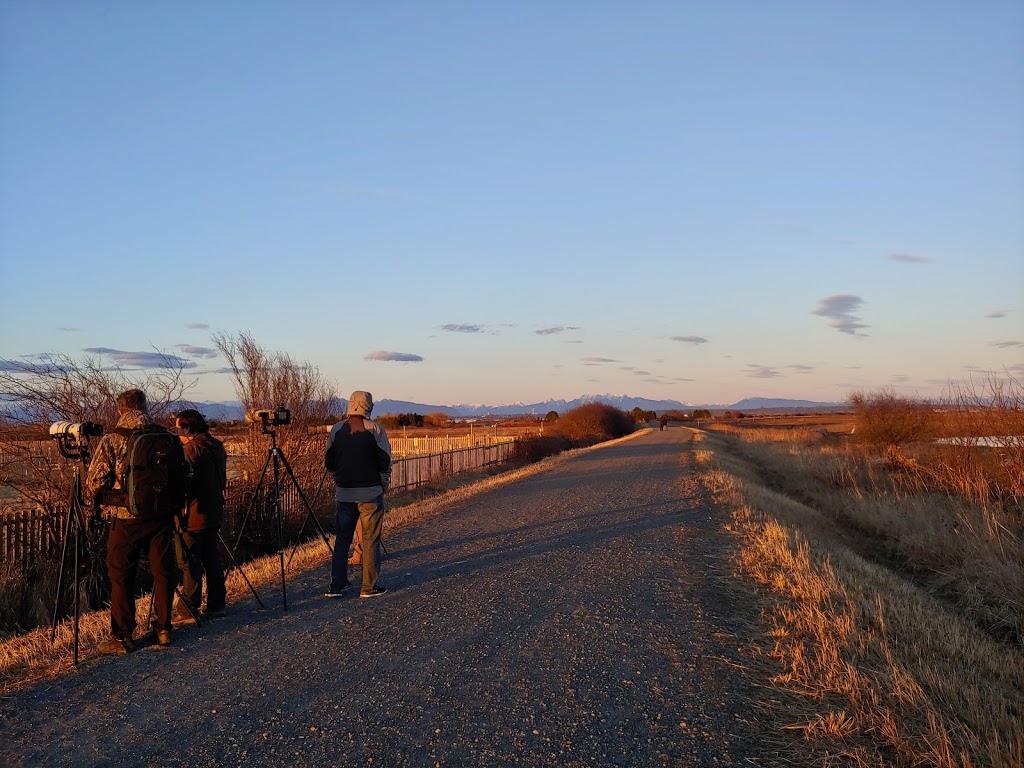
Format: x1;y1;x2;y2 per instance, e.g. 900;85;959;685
0;429;648;692
694;422;1024;767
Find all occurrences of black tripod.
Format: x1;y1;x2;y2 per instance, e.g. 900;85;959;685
49;447;95;666
233;412;334;610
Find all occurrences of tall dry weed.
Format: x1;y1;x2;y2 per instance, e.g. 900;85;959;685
695;431;1024;767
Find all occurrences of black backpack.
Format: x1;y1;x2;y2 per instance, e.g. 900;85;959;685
115;425;190;518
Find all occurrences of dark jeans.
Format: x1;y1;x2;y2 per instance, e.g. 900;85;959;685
106;516;175;638
330;497;384;594
174;528;226;614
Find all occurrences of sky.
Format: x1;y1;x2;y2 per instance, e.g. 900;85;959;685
1;2;1022;408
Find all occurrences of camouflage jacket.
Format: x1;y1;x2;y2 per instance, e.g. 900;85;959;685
86;409;152;501
86;410;193;517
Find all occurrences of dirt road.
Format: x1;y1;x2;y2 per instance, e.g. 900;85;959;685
0;427;763;767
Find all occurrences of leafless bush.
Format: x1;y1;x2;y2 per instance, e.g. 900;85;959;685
0;352;195;513
849;389;936;447
554;403;635;444
212;330;340;482
510;435;572;464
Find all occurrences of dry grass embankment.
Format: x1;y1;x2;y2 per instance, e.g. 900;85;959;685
694;404;1023;767
0;429;648;693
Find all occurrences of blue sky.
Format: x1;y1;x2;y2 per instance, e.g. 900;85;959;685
2;2;1022;407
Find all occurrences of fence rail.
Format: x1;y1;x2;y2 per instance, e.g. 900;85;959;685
1;438;518;569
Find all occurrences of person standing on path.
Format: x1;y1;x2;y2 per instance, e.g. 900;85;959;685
324;390;391;598
172;408;228;623
85;388;186;653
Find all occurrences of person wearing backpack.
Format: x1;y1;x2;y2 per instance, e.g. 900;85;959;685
86;389;190;654
172;408;228;624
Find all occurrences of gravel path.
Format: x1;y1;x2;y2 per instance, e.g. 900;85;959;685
0;428;761;767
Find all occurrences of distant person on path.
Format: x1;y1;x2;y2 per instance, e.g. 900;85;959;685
173;409;228;623
324;390;392;598
659;415;668;432
86;389;187;654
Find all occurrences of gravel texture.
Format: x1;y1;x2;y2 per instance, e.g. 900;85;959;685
0;428;762;767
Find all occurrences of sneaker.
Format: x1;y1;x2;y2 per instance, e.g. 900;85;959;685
324;584;349;598
201;608;226;619
96;636;134;655
359;586;387;599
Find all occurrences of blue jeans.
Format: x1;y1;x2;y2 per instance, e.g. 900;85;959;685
331;496;384;594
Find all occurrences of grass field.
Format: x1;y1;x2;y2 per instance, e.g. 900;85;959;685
695;411;1023;767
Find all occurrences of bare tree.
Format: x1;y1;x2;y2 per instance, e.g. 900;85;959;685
211;331;340;481
0;351;196;513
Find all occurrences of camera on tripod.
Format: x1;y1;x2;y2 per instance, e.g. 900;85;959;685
250;405;291;430
50;421;104;461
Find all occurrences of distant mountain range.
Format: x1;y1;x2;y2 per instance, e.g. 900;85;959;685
191;394;844;421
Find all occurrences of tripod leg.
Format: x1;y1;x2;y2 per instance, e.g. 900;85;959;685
232;450;274;554
285;468;331;567
279;452;334;557
171;526;203;627
218;530;264;608
50;494;76;643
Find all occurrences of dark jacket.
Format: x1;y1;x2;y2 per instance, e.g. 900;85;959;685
182;432;227;531
325;417;392;492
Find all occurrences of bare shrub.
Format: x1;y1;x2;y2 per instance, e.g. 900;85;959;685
510;435;572;464
554;403;635;444
211;331;340;551
0;351;195;514
212;330;339;478
849;389;936;447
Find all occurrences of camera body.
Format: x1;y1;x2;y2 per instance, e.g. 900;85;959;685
251;405;291;427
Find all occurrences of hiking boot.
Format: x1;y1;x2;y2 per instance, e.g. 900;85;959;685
96;636;134;655
359;586;387;599
148;629;173;647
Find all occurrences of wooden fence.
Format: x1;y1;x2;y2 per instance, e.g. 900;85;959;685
1;438;517;569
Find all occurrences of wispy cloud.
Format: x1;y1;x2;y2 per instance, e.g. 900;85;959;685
669;335;709;345
811;294;869;336
886;252;932;263
786;364;815;374
991;340;1023;348
745;365;781;378
83;348;197;369
440;324;484;334
57;327;80;332
581;356;619;364
195;367;236;376
0;358;66;374
985;310;1009;319
673;377;695;382
891;374;912;383
185;323;210;330
364;351;424;362
535;325;580;335
634;370;650;376
176;345;218;359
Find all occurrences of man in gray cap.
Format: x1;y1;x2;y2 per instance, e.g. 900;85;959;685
324;390;392;598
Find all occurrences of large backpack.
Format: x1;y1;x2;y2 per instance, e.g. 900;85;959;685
115;425;190;518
